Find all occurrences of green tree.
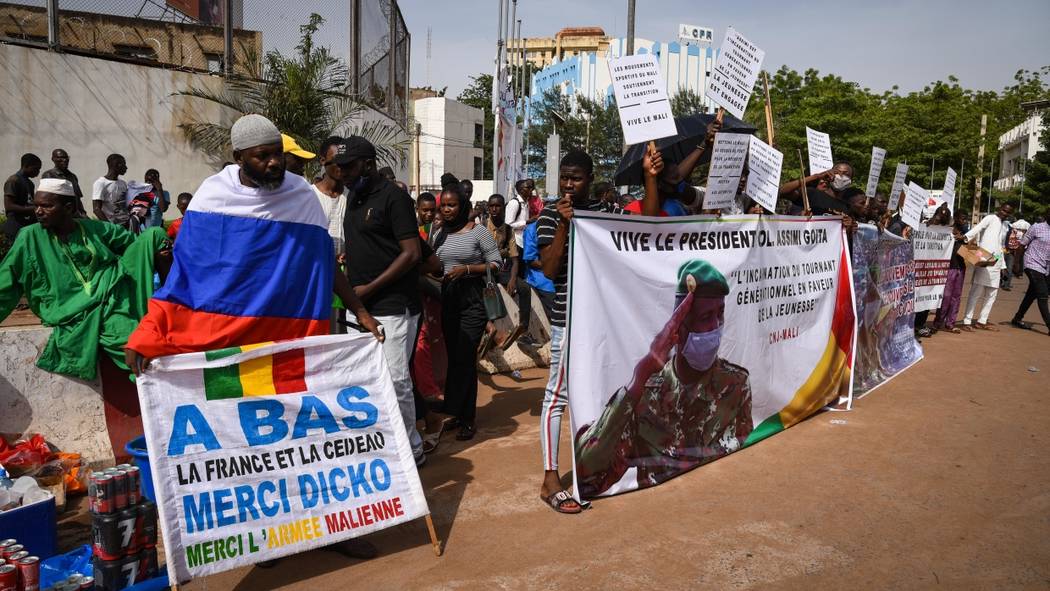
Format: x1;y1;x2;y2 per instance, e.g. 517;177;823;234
670;88;707;118
524;89;623;189
175;14;408;177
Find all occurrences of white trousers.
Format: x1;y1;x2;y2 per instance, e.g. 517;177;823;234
370;312;423;458
962;282;998;325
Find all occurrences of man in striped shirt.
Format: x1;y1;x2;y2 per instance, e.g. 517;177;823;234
1010;213;1050;334
535;150;625;513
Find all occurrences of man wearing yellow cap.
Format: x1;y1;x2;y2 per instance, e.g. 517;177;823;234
282;133;316;177
574;259;753;497
0;178;168;379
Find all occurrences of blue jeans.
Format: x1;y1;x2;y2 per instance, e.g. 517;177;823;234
540;324;566;471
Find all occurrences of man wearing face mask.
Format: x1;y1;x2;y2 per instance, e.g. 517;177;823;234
779;162;855;215
574;260;753;498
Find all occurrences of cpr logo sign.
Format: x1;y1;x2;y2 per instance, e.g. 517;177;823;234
678;23;713;46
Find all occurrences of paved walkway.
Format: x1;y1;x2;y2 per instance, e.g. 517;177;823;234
168;276;1048;589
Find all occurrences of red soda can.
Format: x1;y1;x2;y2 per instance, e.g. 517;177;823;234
124;466;141;506
93;473;115;514
136;547;157;583
92;555;126;591
0;559;4;567
121;553;141;587
78;577;95;590
16;556;38;591
0;564;16;591
120;505;142;554
5;552;26;563
0;546;21;561
0;541;14;552
111;470;128;510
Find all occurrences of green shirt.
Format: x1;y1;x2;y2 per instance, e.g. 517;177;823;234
0;221;166;379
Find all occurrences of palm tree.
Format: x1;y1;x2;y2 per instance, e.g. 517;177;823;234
174;14;407;174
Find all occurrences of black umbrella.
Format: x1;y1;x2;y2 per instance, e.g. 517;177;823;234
613;112;757;186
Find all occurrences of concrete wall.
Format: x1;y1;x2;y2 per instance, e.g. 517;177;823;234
0;43;229;218
0;326;114;468
411;96;482;192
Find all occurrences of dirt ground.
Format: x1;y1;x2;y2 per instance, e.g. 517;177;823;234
60;277;1050;589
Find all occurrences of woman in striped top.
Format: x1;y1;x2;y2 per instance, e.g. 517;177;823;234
431;185;502;440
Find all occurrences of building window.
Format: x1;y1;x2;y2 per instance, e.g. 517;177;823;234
204;52;224;73
474;123;484;147
113;44;157;61
474;157;483;180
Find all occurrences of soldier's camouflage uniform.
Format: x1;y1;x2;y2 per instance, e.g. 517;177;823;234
575;357;753;497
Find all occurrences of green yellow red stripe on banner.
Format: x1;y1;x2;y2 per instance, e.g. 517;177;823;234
202;342;308;400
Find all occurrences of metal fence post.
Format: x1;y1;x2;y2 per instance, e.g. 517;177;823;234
351;0;360;96
223;0;234;76
46;0;59;50
388;0;397;116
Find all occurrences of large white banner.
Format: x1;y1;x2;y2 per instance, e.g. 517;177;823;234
137;334;429;583
912;225;954;312
566;213;855;499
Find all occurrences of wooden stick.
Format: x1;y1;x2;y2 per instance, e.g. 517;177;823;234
425;514;442;557
797;148;811;214
716;107;725;125
762;72;775;147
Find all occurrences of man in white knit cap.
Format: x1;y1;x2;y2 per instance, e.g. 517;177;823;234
126;114;384;562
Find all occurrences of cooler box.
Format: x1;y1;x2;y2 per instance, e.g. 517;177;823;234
0;492;58;559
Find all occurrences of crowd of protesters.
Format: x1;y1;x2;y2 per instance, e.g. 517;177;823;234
2;112;1048;550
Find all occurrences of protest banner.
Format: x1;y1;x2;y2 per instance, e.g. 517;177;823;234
911;225;954;312
746;136;784;212
851;224;922;397
941;167;958;213
889;163;909;206
608;54;677;146
806;127;834;174
565;212;855;498
705;27;765;120
137;334;432;583
866;147;887;197
901;182;927;229
703;132;751;209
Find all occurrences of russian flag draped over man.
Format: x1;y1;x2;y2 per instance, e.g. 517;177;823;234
127;115;335;358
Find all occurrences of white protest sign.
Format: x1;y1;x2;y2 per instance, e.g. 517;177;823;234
137;334;430;583
703;132;751;209
705;27;765;120
806;127;834;174
901;182;927;230
866;147;887;198
889;163;909;208
912;225;955;312
941;167;957;213
607;54;677;146
745;135;783;213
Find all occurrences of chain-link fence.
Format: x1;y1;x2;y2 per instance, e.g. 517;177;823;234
0;0;408;125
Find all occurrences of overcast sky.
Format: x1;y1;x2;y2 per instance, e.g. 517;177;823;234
398;0;1050;97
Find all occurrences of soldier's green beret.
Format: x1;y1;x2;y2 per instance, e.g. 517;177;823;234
676;259;729;297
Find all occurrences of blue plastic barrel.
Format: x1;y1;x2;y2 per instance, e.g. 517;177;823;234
124;436;156;502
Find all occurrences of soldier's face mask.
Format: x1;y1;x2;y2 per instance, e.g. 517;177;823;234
680;325;723;372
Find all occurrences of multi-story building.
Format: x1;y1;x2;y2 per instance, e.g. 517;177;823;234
511;27;611;72
0;2;260;76
994;99;1048;191
527;36;718;121
410;96;484;194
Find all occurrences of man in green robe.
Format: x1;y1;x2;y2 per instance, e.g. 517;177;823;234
0;178;168;380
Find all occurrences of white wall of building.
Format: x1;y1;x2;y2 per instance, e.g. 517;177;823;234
411;97;483;194
995;111;1046;191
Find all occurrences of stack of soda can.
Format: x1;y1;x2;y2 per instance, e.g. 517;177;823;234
88;464;158;591
0;539;41;591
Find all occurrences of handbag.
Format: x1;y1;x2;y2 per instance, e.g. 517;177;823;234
483;266;508;321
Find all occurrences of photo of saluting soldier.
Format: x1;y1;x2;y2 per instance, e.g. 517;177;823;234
574;259;753;497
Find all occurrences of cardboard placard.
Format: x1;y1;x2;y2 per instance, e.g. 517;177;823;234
866;147;886;197
608;54;677;146
745;135;784;213
703;132;751;209
806;127;834;174
705;27;765;120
